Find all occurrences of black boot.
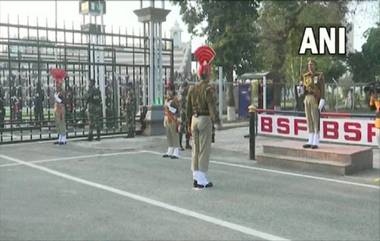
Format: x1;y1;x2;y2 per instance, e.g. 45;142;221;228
95;129;100;141
185;139;192;149
88;130;93;141
179;133;184;151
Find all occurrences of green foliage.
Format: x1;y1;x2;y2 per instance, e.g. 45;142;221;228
172;0;261;106
257;1;348;86
347;24;380;83
172;0;260;76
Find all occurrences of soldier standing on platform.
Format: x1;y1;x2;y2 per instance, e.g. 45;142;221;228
125;82;136;138
163;83;181;159
179;81;191;150
302;58;325;149
187;45;221;189
85;80;102;141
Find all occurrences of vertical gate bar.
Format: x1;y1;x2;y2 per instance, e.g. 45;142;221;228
63;22;68;139
47;64;51;139
36;18;42;141
170;39;174;85
7;16;14;142
45;18;49;140
81;61;85;137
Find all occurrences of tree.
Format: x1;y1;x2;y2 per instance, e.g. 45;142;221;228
257;1;349;106
172;0;261;117
347;24;380;83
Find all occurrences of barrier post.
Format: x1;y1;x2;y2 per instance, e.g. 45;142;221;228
248;105;257;160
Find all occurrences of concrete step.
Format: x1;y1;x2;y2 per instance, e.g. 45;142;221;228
259;140;373;175
262;141;372;163
256;153;350;175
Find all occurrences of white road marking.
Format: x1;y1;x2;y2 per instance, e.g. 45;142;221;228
0;151;144;167
0;154;290;241
143;150;380;190
1;149;378;190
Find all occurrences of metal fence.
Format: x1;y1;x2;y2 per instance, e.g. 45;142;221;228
0;20;174;144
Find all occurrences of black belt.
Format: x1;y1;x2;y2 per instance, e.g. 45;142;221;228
193;112;209;117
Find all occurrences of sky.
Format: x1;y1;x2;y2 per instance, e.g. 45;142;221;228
0;0;378;52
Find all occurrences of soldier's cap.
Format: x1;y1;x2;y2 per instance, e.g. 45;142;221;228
194;45;216;79
165;82;175;91
307;58;316;65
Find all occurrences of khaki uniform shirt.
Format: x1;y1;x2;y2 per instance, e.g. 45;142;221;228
187;80;219;124
303;71;325;103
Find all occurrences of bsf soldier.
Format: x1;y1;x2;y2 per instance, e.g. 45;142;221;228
85;80;102;141
187;45;221;189
179;81;191;150
302;58;325;149
54;87;67;145
369;88;380;147
50;68;67;144
125;82;136;138
163;83;181;159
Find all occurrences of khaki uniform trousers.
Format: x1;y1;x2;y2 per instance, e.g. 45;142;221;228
191;115;212;172
304;94;320;133
164;117;179;147
55;106;66;135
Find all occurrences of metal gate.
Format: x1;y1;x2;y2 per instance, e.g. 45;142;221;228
0;20;174;144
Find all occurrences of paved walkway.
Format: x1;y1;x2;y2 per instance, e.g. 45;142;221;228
0;125;379;240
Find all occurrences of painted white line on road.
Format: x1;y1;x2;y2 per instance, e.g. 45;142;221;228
143;150;380;190
0;154;289;241
0;151;145;168
2;149;378;190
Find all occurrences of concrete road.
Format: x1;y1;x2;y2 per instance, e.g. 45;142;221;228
0;131;379;241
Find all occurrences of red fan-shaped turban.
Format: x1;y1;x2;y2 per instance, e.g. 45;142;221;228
194;45;216;79
50;68;66;87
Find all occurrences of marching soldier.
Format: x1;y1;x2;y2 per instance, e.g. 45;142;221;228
50;68;67;145
187;45;221;189
125;82;136;138
54;87;66;145
163;83;181;159
302;58;325;149
179;81;191;150
85;80;102;141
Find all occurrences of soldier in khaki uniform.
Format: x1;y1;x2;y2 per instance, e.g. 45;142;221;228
369;88;380;147
50;68;67;145
187;45;221;189
163;83;181;159
302;59;325;149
